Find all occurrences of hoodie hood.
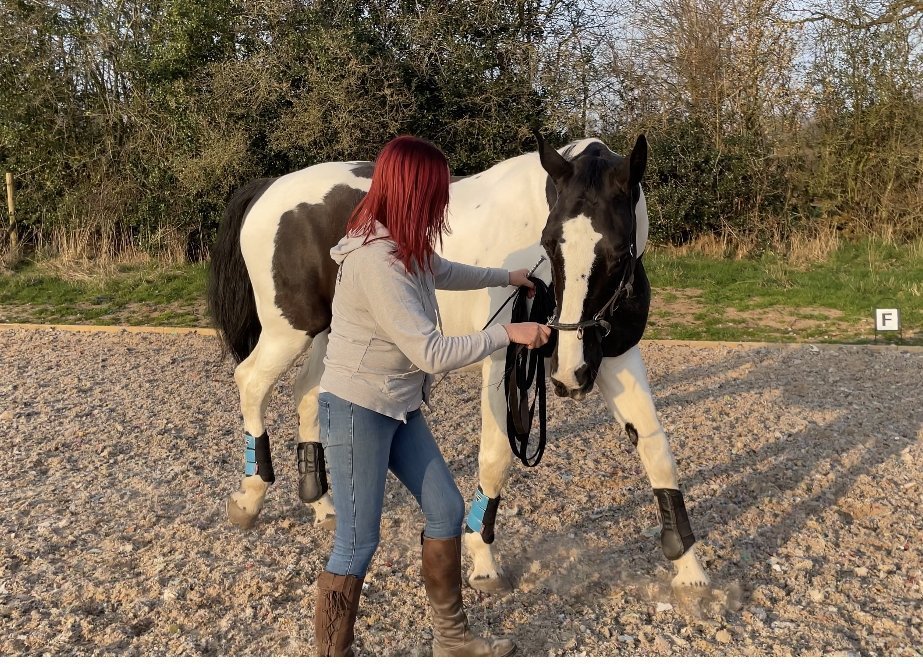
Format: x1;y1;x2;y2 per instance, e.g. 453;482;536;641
329;221;392;265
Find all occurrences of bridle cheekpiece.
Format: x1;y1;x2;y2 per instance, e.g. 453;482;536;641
546;195;639;340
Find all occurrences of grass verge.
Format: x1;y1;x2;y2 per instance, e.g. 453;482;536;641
644;239;921;344
0;261;208;327
0;240;919;344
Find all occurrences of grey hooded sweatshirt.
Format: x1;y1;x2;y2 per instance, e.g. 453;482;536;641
320;222;512;422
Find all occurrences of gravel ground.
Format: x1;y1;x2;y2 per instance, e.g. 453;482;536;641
1;329;921;656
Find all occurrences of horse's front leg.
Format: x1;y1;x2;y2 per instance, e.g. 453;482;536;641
596;346;710;590
293;329;336;530
463;353;515;594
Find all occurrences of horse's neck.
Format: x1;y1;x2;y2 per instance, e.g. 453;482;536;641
445;139;603;243
443;153;550;265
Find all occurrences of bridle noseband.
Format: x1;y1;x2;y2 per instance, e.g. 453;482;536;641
547;198;639;340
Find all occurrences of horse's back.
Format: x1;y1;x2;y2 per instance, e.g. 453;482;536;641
242;161;372;236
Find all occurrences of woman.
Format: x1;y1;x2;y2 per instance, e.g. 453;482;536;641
314;135;551;657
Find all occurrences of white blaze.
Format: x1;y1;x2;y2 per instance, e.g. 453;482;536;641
553;214;602;389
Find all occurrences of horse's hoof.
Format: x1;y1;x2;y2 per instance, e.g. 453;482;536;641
226;497;259;529
671;571;712;609
315;514;337;532
671;548;711;591
467;573;513;595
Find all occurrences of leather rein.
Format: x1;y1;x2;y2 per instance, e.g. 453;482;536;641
504;277;556;467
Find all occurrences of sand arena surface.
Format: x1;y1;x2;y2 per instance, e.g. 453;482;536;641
1;328;920;656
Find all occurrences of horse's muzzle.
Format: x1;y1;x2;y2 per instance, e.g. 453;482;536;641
551;379;591;401
550;363;594;400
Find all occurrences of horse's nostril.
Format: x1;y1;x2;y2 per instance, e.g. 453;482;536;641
575;363;592;386
552;381;568;397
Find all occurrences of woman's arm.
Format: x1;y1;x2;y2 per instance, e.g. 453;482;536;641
364;256;510;374
431;254;509;291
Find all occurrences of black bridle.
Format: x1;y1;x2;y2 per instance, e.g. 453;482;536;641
547;249;636;339
546;195;639;340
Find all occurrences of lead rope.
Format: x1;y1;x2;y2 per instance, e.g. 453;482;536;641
426;260;556;467
504;278;556;467
428;257;547;399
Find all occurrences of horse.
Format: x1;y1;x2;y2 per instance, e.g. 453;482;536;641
206;131;711;594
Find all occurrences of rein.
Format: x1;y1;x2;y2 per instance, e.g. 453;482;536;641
427;256;547;398
504;277;556;467
428;257;556;467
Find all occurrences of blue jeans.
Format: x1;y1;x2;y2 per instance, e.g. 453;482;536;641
318;392;465;577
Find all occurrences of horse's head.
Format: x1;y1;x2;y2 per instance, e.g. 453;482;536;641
535;131;647;400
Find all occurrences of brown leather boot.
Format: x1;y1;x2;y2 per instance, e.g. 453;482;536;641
421;535;516;657
314;571;363;656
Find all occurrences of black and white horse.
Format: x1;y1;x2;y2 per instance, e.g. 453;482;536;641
207;133;710;593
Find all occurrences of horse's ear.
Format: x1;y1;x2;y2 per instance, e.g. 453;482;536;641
533;129;573;182
629;134;647;188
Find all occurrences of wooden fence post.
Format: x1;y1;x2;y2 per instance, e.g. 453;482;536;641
5;172;16;250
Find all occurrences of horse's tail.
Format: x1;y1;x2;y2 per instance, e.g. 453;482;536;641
207;178;273;364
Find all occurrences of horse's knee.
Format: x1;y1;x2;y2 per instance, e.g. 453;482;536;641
235;334;306;397
479;438;512;465
233;355;254;392
296;395;322;445
478;439;513;488
634;425;668;455
235;358;269;420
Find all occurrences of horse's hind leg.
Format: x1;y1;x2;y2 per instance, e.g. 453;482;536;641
226;327;309;529
292;329;336;530
596;346;710;590
464;354;515;594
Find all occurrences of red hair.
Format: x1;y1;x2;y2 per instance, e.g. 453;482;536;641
346;135;451;273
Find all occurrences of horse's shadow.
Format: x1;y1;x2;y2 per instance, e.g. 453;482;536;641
448;344;920;651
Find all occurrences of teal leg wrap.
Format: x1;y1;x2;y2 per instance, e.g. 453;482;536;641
466;486;500;544
244;434;258;476
243;432;274;483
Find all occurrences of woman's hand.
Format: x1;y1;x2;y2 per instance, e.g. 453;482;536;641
503;322;552;349
508;269;536;298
